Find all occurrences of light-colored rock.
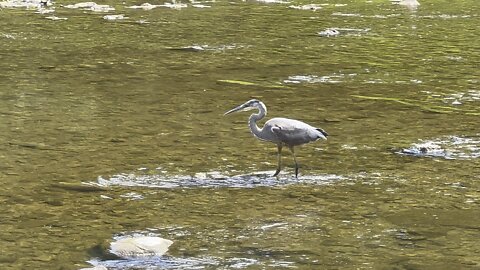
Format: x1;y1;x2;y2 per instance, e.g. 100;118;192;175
110;236;173;258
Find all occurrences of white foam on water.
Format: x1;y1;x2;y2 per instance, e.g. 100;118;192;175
97;170;346;189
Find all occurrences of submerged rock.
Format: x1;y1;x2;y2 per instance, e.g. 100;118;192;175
110;236;173;258
399;141;447;158
51;182;108;192
397;136;480;160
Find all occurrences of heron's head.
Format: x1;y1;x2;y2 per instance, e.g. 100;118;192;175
224;99;265;115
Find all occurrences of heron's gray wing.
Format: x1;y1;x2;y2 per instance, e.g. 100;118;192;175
267;118;325;146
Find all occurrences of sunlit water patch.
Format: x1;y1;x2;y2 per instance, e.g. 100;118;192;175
390;0;419;10
353;93;480;115
84;227;296;270
163;1;187;9
103;14;128;21
97;171;345;189
317;28;339;37
397;135;480;160
1;33;19;39
119;192;145;200
419;14;475;19
167;44;249;52
63;2;115;12
419;86;480;114
317;27;370;37
256;0;290;4
426;90;480;106
288;3;323;11
87;254;291;270
127;2;159;10
0;0;51;9
283;73;357;84
87;256;218;270
45;15;68;20
332;12;401;19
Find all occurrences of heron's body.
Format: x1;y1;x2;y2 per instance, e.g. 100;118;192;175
225;99;328;178
255;117;327;146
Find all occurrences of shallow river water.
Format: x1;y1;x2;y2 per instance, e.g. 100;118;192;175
1;0;479;269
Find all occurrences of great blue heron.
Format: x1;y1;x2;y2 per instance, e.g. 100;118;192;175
224;99;328;178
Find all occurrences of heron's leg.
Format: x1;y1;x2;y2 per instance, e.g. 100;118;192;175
289;146;299;178
273;144;282;177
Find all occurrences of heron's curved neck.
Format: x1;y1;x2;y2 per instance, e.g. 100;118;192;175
248;103;267;139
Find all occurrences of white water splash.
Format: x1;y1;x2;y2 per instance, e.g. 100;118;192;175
63;2;115;12
288;4;323;11
97;171;345;189
103;14;127;21
0;0;52;9
398;135;480;160
284;73;358;84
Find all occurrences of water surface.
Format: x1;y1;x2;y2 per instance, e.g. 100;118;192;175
0;0;479;269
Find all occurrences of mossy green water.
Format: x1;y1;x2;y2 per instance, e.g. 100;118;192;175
0;0;479;269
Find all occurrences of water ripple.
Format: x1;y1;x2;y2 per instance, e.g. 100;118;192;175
97;171;345;189
397;135;480;160
283;73;357;84
87;256;218;270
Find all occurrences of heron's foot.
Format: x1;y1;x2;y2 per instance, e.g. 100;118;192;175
273;168;281;177
294;166;299;179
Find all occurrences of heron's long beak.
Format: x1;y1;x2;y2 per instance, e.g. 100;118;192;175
224;104;247;116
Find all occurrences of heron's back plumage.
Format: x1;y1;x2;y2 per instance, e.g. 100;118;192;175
263;117;327;146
